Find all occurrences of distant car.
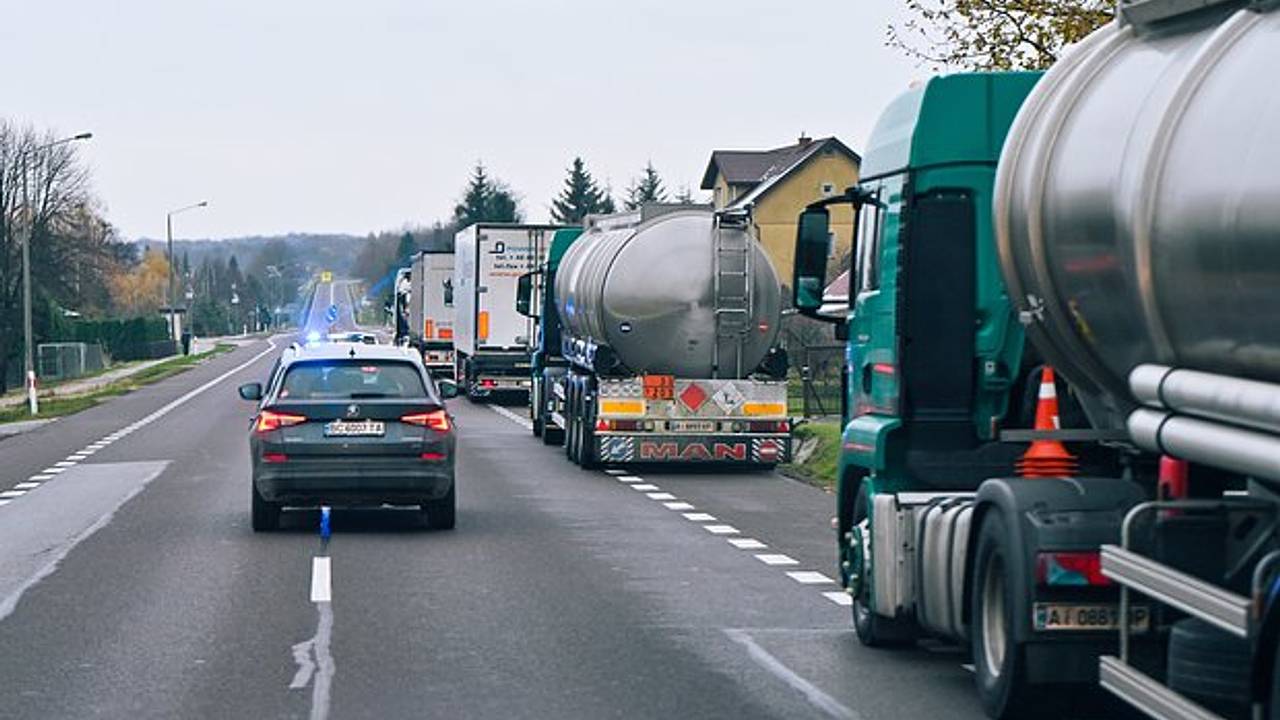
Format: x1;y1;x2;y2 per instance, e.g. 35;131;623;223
327;331;379;345
238;342;459;531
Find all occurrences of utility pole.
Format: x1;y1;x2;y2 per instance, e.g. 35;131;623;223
166;201;208;341
20;132;92;415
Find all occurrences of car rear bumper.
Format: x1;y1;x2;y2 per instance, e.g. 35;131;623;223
254;458;453;505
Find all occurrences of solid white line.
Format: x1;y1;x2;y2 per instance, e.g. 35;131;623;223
0;490;26;499
618;475;645;483
646;492;676;501
664;501;695;511
787;571;835;585
755;553;799;566
823;591;854;607
630;484;659;492
725;629;861;720
684;513;717;522
728;538;767;550
13;483;40;490
704;525;740;535
310;557;332;603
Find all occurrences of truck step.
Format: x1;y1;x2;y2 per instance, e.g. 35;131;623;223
1099;655;1225;720
1100;544;1250;637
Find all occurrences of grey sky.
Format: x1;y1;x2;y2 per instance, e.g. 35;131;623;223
5;1;923;241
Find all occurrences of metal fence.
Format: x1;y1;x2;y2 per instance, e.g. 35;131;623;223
37;342;107;380
789;343;844;417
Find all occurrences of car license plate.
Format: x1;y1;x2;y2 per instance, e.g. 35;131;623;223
670;420;716;433
1033;603;1149;632
324;419;385;437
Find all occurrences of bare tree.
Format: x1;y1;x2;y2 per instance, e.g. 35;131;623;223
889;0;1113;70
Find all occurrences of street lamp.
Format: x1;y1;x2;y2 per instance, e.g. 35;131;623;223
166;200;208;341
20;131;92;415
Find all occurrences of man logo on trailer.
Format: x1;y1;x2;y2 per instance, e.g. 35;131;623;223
639;441;747;461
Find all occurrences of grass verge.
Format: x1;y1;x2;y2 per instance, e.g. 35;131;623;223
779;419;842;491
0;343;236;424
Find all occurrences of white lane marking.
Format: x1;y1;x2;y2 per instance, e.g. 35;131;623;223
664;501;695;510
729;538;768;550
725;629;861;720
290;599;335;720
54;461;77;468
618;475;645;483
0;500;9;507
755;554;799;566
69;453;91;460
630;484;659;492
704;525;740;535
13;483;40;490
604;469;624;475
684;513;717;522
823;591;854;607
310;557;332;603
787;571;836;585
28;475;54;482
646;492;677;501
41;468;64;475
78;448;98;455
488;404;534;430
0;490;26;499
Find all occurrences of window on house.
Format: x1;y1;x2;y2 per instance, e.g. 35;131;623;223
821;182;835;197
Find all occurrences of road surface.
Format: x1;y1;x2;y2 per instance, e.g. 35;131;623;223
0;281;986;719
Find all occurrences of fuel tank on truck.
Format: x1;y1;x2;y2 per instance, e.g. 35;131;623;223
994;0;1280;428
555;206;782;378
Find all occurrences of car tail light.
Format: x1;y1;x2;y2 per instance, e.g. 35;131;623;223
480;379;498;389
1036;551;1111;586
256;410;307;433
420;451;447;461
748;420;790;433
262;452;288;464
401;410;451;431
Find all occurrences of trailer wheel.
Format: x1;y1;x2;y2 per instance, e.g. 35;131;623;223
851;485;915;647
971;512;1041;719
565;380;579;461
1168;618;1250;717
578;385;599;470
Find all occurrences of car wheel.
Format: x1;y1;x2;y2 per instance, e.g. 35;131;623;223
422;485;456;530
251;484;280;532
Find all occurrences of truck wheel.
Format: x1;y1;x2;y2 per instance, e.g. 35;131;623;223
421;485;457;530
251;484;280;532
1168;618;1250;717
565;382;579;461
577;384;599;469
851;484;915;647
971;512;1041;719
543;423;564;446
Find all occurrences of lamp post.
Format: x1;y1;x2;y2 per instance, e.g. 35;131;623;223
166;201;208;341
20;131;92;415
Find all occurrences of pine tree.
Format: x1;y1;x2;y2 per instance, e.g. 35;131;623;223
453;162;523;226
624;162;668;210
396;231;416;266
551;157;615;224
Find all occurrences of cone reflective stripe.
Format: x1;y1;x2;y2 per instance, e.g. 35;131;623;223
1017;366;1079;478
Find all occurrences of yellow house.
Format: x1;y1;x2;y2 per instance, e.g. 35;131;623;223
700;136;860;285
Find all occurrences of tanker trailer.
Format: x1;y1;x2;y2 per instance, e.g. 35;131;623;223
552;206;789;468
789;5;1280;713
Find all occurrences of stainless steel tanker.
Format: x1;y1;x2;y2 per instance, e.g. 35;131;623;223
545;205;790;468
555;207;782;379
995;0;1280;428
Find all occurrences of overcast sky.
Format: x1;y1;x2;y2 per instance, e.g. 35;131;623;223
5;1;924;241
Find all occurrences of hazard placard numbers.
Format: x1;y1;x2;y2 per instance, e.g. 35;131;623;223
643;374;674;400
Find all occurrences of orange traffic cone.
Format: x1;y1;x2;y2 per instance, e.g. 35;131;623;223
1016;367;1079;478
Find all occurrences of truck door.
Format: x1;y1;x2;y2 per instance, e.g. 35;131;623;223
848;175;904;421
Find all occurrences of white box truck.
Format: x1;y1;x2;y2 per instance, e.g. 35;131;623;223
407;250;455;377
453;224;561;399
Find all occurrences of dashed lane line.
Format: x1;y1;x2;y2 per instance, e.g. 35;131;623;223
684;513;717;522
664;501;695;511
756;554;800;566
823;591;853;607
786;571;836;585
630;484;660;492
646;492;677;501
704;524;740;535
728;538;768;550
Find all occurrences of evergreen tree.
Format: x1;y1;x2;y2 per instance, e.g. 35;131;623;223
396;231;416;266
624;162;668;210
551;157;615;224
452;162;523;226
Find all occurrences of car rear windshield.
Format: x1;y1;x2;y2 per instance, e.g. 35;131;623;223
279;360;427;399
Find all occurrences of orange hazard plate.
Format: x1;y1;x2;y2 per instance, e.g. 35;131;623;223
643;374;675;400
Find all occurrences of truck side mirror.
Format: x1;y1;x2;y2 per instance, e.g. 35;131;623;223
515;272;538;318
793;207;831;312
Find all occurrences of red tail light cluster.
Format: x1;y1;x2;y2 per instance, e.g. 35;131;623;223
480;379;498;389
401;410;451;432
262;452;288;464
748;420;790;433
1036;551;1111;586
255;410;307;433
420;451;447;462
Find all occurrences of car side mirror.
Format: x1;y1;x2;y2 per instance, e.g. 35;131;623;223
793;206;831;312
238;382;263;401
515;272;537;318
437;379;460;399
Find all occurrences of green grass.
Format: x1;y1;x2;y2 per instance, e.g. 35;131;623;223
0;343;236;424
780;419;842;490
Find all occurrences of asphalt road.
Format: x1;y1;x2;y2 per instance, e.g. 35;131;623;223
0;281;986;719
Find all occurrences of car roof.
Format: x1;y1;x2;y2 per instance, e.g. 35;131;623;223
284;341;419;364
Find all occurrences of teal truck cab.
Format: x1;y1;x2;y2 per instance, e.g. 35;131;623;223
517;226;584;445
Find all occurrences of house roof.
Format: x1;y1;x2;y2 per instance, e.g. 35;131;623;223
700;137;861;207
